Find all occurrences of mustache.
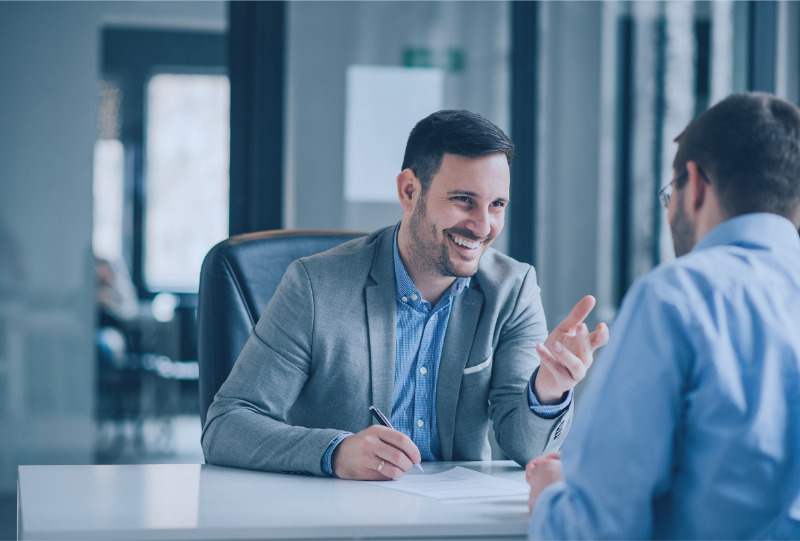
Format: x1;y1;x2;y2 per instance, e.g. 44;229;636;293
445;228;487;243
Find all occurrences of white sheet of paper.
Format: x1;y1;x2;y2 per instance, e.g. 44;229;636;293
365;467;528;502
344;65;444;202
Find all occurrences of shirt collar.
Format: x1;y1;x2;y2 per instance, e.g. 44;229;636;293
392;224;470;309
693;212;800;254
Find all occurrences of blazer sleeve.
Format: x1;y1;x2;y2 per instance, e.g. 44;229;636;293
201;259;345;476
488;265;573;465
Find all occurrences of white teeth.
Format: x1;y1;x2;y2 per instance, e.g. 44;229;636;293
452;235;480;249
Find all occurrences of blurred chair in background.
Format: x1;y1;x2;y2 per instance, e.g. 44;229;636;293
95;256;199;461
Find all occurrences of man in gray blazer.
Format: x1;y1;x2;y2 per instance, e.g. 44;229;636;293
202;110;608;480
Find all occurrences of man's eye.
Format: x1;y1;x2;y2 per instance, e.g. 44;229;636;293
454;196;471;203
492;201;507;208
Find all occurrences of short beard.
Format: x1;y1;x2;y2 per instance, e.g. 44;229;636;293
670;197;695;257
407;195;481;279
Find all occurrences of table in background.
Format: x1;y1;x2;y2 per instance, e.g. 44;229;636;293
18;460;530;540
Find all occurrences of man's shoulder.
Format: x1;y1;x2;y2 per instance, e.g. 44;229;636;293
625;245;759;316
477;248;532;278
295;225;392;274
628;254;707;303
642;242;761;293
474;248;535;295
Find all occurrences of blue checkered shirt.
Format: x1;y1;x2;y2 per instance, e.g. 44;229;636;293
390;227;470;461
321;225;570;475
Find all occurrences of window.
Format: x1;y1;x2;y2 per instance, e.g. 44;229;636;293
144;74;229;292
93;79;124;262
93;139;125;262
97;28;227;297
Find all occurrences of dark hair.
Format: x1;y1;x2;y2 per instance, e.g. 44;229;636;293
673;92;800;224
401;110;515;192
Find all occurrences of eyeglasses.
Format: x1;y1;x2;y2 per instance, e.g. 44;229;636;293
657;166;710;208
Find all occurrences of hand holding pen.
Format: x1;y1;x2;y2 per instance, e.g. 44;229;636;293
330;407;424;480
369;406;424;472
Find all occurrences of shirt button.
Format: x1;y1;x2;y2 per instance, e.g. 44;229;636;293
411;293;418;300
401;296;408;302
419;366;428;375
417;420;424;427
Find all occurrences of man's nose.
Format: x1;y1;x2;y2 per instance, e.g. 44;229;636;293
467;207;491;238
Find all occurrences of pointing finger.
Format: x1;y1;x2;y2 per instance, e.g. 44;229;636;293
555;295;596;333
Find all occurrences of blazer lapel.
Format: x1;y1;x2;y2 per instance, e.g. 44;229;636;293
437;285;484;460
366;228;397;416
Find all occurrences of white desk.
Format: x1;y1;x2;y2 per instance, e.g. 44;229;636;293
18;461;530;540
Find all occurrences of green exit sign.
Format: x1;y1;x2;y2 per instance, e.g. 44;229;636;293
402;48;465;73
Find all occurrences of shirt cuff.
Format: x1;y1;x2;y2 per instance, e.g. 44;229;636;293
321;433;352;477
528;366;572;419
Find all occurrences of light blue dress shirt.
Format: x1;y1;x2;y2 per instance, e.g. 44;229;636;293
391;233;469;461
529;213;800;540
322;225;570;475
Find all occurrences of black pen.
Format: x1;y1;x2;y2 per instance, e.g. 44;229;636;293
368;405;424;472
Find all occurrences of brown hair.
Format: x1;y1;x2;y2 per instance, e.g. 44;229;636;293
673;92;800;225
401;110;514;192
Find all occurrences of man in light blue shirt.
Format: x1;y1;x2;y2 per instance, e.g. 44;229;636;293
527;93;800;539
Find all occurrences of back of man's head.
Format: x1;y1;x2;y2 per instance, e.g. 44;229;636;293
673;92;800;226
401;110;514;192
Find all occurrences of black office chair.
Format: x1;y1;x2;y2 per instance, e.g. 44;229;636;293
196;229;365;427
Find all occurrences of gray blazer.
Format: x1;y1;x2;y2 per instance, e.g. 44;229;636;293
202;226;572;476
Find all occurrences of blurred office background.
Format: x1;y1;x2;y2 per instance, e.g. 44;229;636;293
1;1;798;537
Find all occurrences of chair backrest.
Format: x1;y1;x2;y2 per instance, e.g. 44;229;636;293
197;229;365;426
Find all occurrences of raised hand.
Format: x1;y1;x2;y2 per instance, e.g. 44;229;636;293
534;295;609;404
331;425;422;480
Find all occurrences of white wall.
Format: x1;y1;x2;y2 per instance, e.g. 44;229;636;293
0;0;225;493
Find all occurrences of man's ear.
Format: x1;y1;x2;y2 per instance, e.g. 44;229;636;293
397;168;419;212
685;160;707;212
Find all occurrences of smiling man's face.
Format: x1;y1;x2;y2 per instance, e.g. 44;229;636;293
405;152;510;279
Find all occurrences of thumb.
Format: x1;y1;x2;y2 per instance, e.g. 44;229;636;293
589;322;609;350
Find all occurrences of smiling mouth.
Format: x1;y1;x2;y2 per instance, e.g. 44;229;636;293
450;234;481;250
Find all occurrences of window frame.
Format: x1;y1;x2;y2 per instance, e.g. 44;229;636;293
101;27;227;300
